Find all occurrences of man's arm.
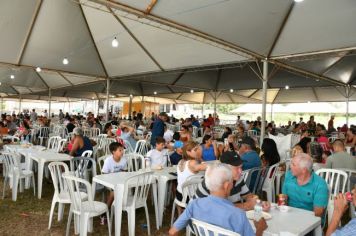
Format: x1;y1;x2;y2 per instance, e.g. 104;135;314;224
313;207;325;217
325;194;348;236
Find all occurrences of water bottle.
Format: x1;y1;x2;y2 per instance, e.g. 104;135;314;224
254;199;263;221
20;136;24;144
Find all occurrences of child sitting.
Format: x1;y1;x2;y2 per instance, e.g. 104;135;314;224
146;137;169;168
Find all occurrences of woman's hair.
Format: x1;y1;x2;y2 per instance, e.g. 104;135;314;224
104;123;112;132
297;137;311;153
202;134;212;144
309;142;323;163
261;138;280;166
224;127;232;134
182;141;198;160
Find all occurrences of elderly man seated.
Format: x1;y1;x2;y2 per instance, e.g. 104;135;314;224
169;163;267;236
282;153;329;218
326;139;356;169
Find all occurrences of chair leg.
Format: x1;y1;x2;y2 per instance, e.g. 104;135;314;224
144;205;151;235
106;210;112;236
12;175;19;201
127;209;136;236
2;177;7;199
66;209;73;236
58;203;65;222
32;175;36;196
48;200;57;229
110;205;114;234
170;201;176;226
80;213;89;236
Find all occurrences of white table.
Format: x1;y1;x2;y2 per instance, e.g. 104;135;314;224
28;150;71;199
152;166;178;227
93;171;159;236
249;207;322;236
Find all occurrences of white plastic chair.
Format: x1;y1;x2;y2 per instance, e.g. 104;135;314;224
98;155;109;174
125;153;145;172
171;175;203;226
315;168;348;224
123;140;135;154
48;162;88;230
81;150;93;158
2;152;35;201
262;163;279;203
134;140;150;156
91;128;100;138
63;173;111;236
191;218;241;236
38;127;50;146
47;136;62;151
110;171;153;236
328;136;337;143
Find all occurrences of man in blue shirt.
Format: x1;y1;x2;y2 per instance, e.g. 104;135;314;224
282;153;328;218
169;163;267;236
239;137;261;171
150;112;168;147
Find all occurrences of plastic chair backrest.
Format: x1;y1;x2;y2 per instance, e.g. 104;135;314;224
39;127;50;138
134;140;149;156
81;150;93;158
315;168;348;197
125;153;144;172
98;155;109;174
103;137;116;155
191;218;241;236
265;163;279;182
245;166;268;197
48;162;70;197
57;139;67;152
123;171;153;207
2;152;21;176
62;173;94;213
337;168;356;192
48;136;62;150
181;175;203;205
91;128;100;138
123;140;134;154
70;156;97;181
247;130;257;137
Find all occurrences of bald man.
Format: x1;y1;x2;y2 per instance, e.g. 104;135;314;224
326;139;356;169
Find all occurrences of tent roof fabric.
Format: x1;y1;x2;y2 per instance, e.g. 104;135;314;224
1;0;356;103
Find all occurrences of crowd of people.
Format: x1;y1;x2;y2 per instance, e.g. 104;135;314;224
1;107;356;235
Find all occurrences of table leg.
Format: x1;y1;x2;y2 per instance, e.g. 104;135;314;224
157;176;168;227
37;160;44;199
151;182;159;230
114;185;124;236
313;225;322;236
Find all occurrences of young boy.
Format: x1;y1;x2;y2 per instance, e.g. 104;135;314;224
170;141;183;165
146;137;169;168
101;142;127;224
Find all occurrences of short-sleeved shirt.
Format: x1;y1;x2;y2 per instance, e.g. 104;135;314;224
195;177;250;203
146;149;169;167
173;195;254;236
169;152;182;165
102;155;127;174
282;171;328;211
201;145;216;161
332;218;356;236
241;150;261;170
326;152;356;170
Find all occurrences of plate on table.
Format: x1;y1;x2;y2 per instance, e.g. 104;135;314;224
246;210;272;220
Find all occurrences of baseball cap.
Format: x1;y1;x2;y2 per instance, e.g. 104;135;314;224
220;151;242;166
174;141;184;149
240;136;255;148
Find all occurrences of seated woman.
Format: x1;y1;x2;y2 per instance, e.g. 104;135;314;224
175;141;207;214
221;134;238;153
0;122;9;136
310;142;325;171
201;135;218;161
103;123;115;138
179;125;191;144
345;128;356;148
220;127;232;141
260;138;280;167
69;127;93;157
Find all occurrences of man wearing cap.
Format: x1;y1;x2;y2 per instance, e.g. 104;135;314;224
239;136;261;171
151;112;168;147
170;141;183;165
195;151;259;210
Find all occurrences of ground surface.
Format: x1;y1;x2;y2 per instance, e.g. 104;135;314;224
0;176;175;236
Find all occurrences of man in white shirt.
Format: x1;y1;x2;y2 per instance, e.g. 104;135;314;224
146;137;169;168
43;109;48;118
30;109;37;122
163;124;174;143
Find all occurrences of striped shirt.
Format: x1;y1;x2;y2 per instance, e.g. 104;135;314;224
195;177;250;203
332;218;356;236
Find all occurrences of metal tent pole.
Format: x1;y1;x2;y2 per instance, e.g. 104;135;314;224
106;78;110;122
48;89;51;118
1;97;3;115
128;95;133;119
346;85;350;126
19;95;22;115
260;60;268;146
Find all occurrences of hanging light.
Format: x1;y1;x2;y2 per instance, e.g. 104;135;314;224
10;74;15;79
129;94;133;98
112;37;119;48
294;0;304;2
62;58;69;65
190;89;194;93
154;91;157;95
91;97;95;100
36;67;42;72
0;82;2;86
307;101;311;104
285;85;289;90
230;89;234;93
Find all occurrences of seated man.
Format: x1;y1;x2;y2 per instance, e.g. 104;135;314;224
169;163;267;236
146;137;169;168
326;139;356;169
282;153;328;218
196;151;267;210
239;137;261;171
326;177;356;236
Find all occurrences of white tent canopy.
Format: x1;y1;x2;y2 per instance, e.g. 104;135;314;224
0;0;356;103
